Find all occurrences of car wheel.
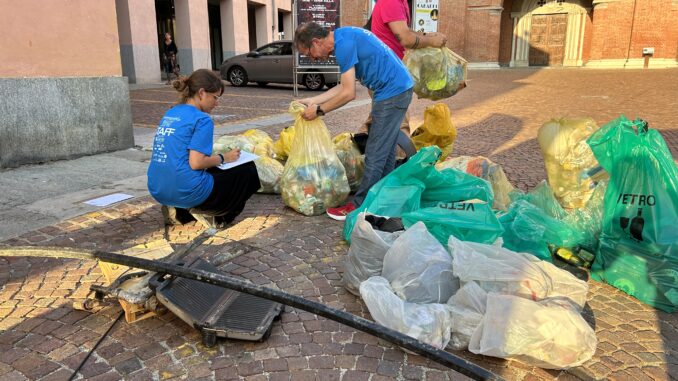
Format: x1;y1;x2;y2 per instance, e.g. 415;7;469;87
228;66;248;87
256;82;269;87
303;72;325;91
326;82;337;89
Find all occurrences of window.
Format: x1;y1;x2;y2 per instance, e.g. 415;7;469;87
257;43;284;56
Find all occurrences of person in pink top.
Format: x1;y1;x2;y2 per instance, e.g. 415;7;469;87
361;0;447;144
370;0;447;57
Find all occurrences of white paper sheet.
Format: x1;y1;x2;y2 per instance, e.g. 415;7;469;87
83;193;134;207
217;151;259;171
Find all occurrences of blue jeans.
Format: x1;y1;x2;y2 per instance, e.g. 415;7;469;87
353;88;413;207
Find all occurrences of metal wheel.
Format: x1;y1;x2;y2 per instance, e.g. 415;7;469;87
303;72;325;91
228;66;248;87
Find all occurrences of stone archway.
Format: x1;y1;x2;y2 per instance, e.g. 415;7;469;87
509;0;592;67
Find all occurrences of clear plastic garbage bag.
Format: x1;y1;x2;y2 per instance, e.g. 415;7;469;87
280;102;350;215
437;155;516;211
360;276;453;349
404;47;467;101
446;281;487;350
448;235;589;310
588;116;678;313
333;132;365;191
213;134;255;154
382;222;459;303
344;213;403;296
468;294;597;369
410;103;457;161
537;118;603;209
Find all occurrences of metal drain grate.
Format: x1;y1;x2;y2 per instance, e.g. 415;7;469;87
152;258;282;346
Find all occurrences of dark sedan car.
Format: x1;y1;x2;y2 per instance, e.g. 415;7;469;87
219;40;339;90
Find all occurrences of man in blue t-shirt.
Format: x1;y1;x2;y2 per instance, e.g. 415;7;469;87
295;22;414;221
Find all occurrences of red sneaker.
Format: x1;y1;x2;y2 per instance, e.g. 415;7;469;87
326;202;356;221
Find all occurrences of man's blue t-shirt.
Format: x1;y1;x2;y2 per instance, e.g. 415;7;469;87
147;104;214;208
334;27;413;101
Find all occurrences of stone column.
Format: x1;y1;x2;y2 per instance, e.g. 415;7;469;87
174;0;211;73
115;0;161;84
221;0;250;58
510;12;532;67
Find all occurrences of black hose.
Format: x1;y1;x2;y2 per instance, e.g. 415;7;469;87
68;311;124;381
0;246;502;381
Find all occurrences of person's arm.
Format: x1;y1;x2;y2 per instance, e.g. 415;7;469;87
188;148;241;170
301;68;356;120
388;20;447;49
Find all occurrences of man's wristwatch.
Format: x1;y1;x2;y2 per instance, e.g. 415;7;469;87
316;105;325;116
218;153;225;164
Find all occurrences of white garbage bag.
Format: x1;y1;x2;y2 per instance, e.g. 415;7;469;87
448;235;588;310
360;276;453;349
344;213;403;296
446;281;487;350
382;222;459;303
468;293;597;369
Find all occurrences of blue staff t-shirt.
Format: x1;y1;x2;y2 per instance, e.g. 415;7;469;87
334;27;413;101
147;104;214;208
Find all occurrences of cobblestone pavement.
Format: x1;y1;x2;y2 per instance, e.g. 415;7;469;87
2;68;678;380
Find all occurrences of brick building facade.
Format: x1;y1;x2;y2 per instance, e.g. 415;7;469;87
340;0;678;68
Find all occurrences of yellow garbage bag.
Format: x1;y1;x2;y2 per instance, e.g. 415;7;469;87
404;47;467;101
537;118;606;209
253;142;284;194
280;102;350;215
213;135;255;154
411;103;457;161
333;133;365;191
243;129;273;147
272;125;295;161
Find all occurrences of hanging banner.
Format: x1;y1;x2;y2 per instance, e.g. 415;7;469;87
413;0;439;33
296;0;341;66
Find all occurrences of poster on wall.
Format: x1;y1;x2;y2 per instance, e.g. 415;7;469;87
296;0;341;65
413;0;439;33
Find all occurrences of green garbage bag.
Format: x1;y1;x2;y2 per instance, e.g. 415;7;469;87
499;199;589;262
421;167;494;206
343;147;495;243
511;180;607;252
588;116;678;313
402;201;503;246
343;147;439;242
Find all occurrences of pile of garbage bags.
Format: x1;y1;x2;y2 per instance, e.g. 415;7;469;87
348;216;596;369
339;114;677;370
211;102;365;214
404;47;467;101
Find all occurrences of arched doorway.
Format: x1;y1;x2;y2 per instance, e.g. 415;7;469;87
510;0;592;67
